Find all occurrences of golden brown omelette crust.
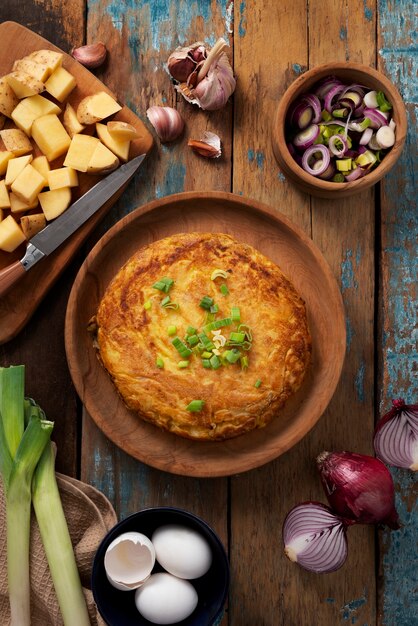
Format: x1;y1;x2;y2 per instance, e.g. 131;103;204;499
93;233;311;440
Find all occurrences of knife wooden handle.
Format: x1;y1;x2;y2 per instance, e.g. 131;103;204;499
0;260;26;299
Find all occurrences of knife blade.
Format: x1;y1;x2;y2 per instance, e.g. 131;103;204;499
0;154;145;298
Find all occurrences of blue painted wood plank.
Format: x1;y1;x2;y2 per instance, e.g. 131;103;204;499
378;1;418;624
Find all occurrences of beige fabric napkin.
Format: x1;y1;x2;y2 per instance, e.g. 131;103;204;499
0;472;117;625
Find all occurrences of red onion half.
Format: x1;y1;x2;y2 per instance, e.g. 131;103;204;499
374;399;418;471
283;502;349;573
317;451;400;529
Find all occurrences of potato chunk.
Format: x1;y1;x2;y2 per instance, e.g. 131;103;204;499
63;134;99;172
20;213;46;239
0;77;19;118
107;121;139;141
96;123;130;161
39;187;71;220
0;180;10;209
6;71;44;99
28;50;63;74
0;129;33;156
31;114;71;161
31;155;50;181
5;154;33;186
76;91;122;124
11;94;61;136
0;215;26;251
13;57;50;82
87;141;119;174
45;67;76;102
47;167;78;190
0;151;14;176
10;192;39;214
63;103;85;138
11;164;46;205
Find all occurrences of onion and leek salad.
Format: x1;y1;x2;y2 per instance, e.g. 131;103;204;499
286;76;396;182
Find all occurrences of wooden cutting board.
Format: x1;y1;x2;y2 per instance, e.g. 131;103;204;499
0;21;153;344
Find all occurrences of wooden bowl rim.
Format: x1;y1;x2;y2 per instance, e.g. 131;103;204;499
65;190;346;477
272;62;408;194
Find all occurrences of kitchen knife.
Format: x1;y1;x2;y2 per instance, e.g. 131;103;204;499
0;154;145;298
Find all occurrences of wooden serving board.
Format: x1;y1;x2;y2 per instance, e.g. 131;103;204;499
65;192;346;477
0;21;153;344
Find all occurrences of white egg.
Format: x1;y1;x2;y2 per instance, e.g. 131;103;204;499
135;572;198;624
152;524;212;579
104;531;155;591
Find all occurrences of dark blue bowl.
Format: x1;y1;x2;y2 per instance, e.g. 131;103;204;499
92;507;229;626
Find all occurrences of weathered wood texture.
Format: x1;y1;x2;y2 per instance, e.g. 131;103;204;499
0;1;85;477
377;1;418;624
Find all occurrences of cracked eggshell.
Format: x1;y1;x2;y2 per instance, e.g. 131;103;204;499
104;531;156;591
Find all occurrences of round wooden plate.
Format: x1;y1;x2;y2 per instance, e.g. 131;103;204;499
65;192;346;477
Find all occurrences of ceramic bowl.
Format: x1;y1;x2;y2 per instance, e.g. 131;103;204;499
92;507;229;626
272;62;407;198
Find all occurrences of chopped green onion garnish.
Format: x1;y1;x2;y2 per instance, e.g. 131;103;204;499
198;332;215;351
229;331;245;343
332;172;345;182
156;357;164;368
225;349;241;364
178;361;189;369
200;295;214;310
167;325;177;336
186;326;197;336
255;379;262;388
210;304;219;313
202;359;211;369
210;355;221;369
186;400;205;412
240;356;249;370
211;269;229;280
201;351;213;359
238;324;253;342
144;300;152;311
186;334;199;347
205;312;216;324
376;91;392;112
172;337;192;359
161;296;170;307
152;277;174;293
231;306;241;322
203;318;232;333
161;296;179;310
241;341;252;351
219;283;229;296
321;110;332;121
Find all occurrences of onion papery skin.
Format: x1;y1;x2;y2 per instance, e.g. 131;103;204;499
317;451;400;529
374;399;418;471
283;502;349;574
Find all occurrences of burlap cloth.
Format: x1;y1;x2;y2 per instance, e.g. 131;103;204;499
0;472;117;625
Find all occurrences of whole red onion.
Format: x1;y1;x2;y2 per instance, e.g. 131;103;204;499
316;451;400;529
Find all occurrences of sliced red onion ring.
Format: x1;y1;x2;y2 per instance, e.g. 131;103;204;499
288;101;314;130
301;93;322;123
324;84;345;112
283;502;349;573
374;399;418;471
368;134;381;150
293;124;320;149
363;107;388;129
314;76;343;100
360;128;373;145
317;161;336;180
344;167;366;181
301;144;330;176
328;133;347;157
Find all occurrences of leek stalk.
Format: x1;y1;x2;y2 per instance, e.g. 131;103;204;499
32;442;91;626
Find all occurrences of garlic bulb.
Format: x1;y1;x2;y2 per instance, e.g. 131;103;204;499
146;106;185;143
71;42;107;69
168;38;236;111
188;131;221;158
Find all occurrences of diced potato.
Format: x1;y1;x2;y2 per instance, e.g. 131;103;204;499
96;123;130;162
0;151;14;176
31;155;50;181
45;67;76;102
0;180;10;209
0;215;26;251
63;134;99;172
28;50;63;74
5;155;33;186
63;103;85;138
87;141;120;174
11;94;61;136
0;129;33;156
13;57;50;82
5;71;44;99
11;164;46;205
47;167;78;190
31;114;71;161
39;187;71;220
10;192;39;214
0;76;19;118
107;121;139;141
76;91;122;125
20;213;46;239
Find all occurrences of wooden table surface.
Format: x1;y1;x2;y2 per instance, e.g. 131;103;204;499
0;1;416;625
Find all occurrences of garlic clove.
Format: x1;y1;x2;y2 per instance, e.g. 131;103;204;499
71;42;107;69
188;131;221;158
167;42;207;83
146;106;185;143
104;531;156;591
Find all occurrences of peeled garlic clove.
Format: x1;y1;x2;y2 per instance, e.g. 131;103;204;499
188;131;221;158
104;531;156;591
167;42;207;83
146;106;185;143
71;42;107;69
